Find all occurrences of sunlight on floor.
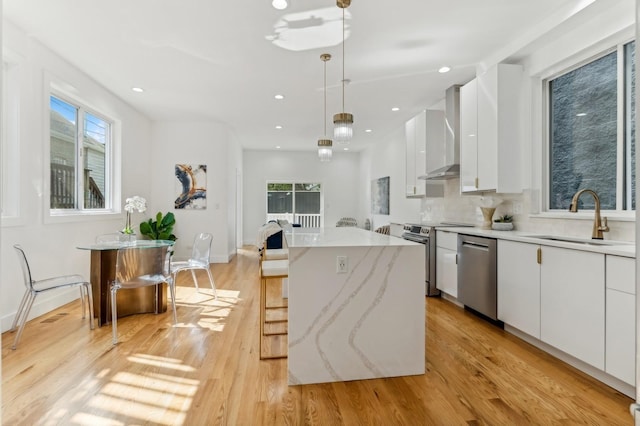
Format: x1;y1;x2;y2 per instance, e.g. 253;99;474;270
73;356;201;425
173;287;241;331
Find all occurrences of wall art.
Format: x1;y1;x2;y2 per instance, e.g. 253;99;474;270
175;164;207;209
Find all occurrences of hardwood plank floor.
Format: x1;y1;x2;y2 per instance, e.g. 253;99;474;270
2;246;633;425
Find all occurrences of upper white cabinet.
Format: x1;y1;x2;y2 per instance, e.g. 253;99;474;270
405;110;445;198
605;255;635;386
460;63;524;193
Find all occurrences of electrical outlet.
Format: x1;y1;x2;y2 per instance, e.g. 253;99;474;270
513;202;523;215
337;256;348;274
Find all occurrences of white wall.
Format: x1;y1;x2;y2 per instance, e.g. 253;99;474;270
358;126;424;230
150;121;237;262
0;21;153;331
243;150;360;245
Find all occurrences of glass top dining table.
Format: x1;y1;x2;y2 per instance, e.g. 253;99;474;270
76;238;175;326
76;239;175;251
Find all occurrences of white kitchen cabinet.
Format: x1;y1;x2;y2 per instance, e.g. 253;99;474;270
436;231;458;297
497;240;541;338
405;110;445;198
540;246;605;370
460;79;478;193
460;63;523;193
605;255;635;386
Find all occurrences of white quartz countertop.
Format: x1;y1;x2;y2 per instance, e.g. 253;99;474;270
436;226;636;258
285;227;418;248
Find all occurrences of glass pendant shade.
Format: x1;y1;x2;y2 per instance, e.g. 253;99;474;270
333;112;353;142
318;139;333;162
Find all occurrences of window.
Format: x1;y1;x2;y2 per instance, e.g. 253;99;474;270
547;40;635;212
50;94;112;211
266;182;322;227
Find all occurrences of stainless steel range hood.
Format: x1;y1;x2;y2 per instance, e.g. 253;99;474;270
421;85;461;180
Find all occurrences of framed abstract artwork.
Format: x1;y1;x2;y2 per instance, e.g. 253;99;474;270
371;176;390;215
175;164;207;209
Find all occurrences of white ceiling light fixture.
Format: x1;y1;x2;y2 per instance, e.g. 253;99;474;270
333;0;354;143
318;53;333;162
272;0;288;10
274;94;285;100
132;87;144;93
438;66;451;73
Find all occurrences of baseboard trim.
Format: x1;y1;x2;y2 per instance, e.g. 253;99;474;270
1;288;79;333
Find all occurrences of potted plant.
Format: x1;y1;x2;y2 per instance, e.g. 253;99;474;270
492;214;514;231
140;212;177;241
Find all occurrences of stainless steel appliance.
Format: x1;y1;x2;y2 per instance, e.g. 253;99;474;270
457;234;498;320
402;222;473;296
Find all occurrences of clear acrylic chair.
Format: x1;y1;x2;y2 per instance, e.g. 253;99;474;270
170;233;217;298
11;244;95;350
111;244;176;345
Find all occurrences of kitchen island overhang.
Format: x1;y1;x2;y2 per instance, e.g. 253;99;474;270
286;227;425;385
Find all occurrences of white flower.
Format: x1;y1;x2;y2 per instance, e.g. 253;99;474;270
125;195;147;213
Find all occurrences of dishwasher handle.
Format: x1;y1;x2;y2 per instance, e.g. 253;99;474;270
461;239;490;251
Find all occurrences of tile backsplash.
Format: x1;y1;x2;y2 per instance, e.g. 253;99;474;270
420;178;635;242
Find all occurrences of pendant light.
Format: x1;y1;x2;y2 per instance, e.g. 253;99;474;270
318;53;333;162
333;0;354;142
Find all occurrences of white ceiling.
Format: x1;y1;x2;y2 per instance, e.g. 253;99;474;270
3;0;603;152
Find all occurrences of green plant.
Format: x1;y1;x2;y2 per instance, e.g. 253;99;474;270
494;214;513;223
140;212;177;241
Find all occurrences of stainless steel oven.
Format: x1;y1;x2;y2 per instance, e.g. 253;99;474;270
402;222;474;296
402;224;438;296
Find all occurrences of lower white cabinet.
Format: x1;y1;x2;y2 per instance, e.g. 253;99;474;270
497;240;541;338
605;255;635;386
436;231;458;297
540;247;605;370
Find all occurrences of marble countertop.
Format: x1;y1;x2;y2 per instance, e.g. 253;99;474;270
437;227;635;258
285;227;418;248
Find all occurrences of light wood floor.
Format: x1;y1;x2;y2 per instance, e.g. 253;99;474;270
2;246;633;425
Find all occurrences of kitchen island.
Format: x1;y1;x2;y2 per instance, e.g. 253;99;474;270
285;227;425;385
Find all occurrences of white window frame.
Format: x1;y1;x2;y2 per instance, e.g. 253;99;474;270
265;181;324;227
44;73;122;223
541;38;635;219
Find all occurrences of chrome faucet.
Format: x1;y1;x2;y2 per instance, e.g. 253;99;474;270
569;189;610;240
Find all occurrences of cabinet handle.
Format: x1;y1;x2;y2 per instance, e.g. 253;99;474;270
455;254;458;265
475;177;479;188
537;247;542;265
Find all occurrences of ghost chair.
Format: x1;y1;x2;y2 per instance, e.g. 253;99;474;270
170;233;217;298
11;244;94;350
110;243;176;345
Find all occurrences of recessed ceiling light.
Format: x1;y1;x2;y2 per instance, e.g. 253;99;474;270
275;125;283;129
343;147;349;151
391;107;400;112
438;66;451;73
132;87;144;93
276;145;281;149
272;0;288;10
576;113;587;117
274;94;285;100
365;129;372;133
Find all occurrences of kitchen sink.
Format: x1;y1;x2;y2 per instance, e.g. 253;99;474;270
523;235;633;246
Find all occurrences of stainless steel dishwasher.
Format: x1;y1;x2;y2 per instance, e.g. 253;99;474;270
457;234;498;320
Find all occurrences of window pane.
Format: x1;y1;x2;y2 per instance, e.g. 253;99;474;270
84;112;107;209
267;191;292;213
625;41;636;210
549;52;618;210
267;183;292;191
295;192;320;213
295;183;320;191
50;96;77;209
